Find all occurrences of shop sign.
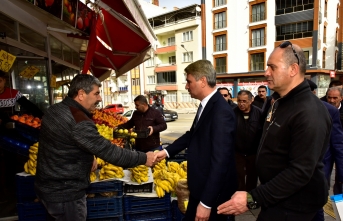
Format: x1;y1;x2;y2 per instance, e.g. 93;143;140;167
0;50;16;72
237;82;270;97
50;75;57;88
20;66;40;79
330;70;336;78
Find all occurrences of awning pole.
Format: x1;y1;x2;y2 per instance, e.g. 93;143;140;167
82;11;97;74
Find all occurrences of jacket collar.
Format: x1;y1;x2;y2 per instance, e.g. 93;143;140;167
62;96;93;118
272;79;310;101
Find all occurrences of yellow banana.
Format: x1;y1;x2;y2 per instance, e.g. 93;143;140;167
24;162;29;173
28;159;35;168
29;153;37;161
33;142;39;147
29;167;36;175
29;149;37;154
105;170;116;176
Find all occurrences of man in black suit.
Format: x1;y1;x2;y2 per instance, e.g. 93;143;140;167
155;60;237;221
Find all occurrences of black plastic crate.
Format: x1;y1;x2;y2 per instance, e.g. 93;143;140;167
87;180;123;196
17;202;47;221
16;175;37;203
87;196;123;220
172;200;185;221
123;209;172;221
87;216;123;221
123;183;153;193
135;128;150;138
123;193;171;213
0;136;30;157
15;122;40;141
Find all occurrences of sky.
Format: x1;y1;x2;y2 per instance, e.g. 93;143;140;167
157;0;200;10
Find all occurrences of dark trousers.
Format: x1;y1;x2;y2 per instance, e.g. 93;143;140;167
235;153;258;192
257;206;316;221
183;195;228;221
41;195;87;221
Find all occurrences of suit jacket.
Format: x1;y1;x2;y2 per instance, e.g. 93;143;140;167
166;91;237;207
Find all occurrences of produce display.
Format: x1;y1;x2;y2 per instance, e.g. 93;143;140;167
99;163;125;180
11;114;41;128
128;165;149;184
92;109;128;128
23;142;39;175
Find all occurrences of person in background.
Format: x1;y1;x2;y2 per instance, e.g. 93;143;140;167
155;60;237;221
320;80;342;102
218;41;331;221
234;90;262;192
326;87;343;127
252;85;268;109
151;98;164;116
217;87;238;108
35;74;156;220
307;79;343;221
118;95;167;152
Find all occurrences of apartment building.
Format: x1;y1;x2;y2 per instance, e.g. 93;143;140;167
206;0;342;98
143;4;202;108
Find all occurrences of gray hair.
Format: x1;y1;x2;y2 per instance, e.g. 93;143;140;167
280;45;306;75
327;86;343;96
184;60;217;87
68;74;101;98
237;90;253;100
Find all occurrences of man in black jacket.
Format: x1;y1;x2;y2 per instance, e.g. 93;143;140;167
252;85;268;109
217;87;237;108
218;41;331;221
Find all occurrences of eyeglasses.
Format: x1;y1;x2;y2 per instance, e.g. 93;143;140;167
222;94;228;97
279;41;300;65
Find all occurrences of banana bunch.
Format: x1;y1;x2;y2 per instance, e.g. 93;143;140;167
90;171;97;182
180;161;187;171
178;167;187;179
167;161;180;173
24;142;39;175
153;158;167;172
128;165;149;184
153;170;179;198
99;163;124;180
96;157;106;168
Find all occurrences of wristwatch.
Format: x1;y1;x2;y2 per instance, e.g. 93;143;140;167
247;192;260;210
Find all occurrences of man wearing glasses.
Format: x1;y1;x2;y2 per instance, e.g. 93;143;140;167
217;87;237;108
218;41;331;221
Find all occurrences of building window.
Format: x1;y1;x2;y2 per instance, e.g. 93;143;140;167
169;56;176;64
322;51;326;68
145;57;154;67
250;53;264;71
215;35;226;51
323;26;327;43
304;51;310;65
183;52;193;62
182;93;195;102
183;31;193;42
276;21;313;41
165;92;177;102
251;28;265;47
215;57;226;73
214;0;226;7
214;12;226;29
276;0;314;15
251;3;265;22
132;79;136;86
157;71;176;84
168;37;175;46
147;76;155;84
324;1;328;17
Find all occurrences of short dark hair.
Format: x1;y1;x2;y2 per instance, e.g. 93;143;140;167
0;70;8;79
258;85;267;91
329;80;342;88
68;74;101;98
134;95;148;105
217;87;229;93
237;90;253;100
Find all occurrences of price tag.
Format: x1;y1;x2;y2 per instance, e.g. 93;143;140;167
50;75;57;88
19;66;40;79
0;50;16;72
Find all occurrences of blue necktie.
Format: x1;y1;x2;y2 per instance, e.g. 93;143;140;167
194;103;203;127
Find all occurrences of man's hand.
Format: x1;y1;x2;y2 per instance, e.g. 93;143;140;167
145;151;157;167
195;203;211;221
91;157;97;172
155;150;167;162
148;126;154;136
217;191;249;216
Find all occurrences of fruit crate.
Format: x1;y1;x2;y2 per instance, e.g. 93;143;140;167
87;196;123;220
123;193;171;213
0;136;30;157
172;200;185;221
15;122;40;141
123;209;172;221
87;217;123;221
17;202;47;221
134;128;150;139
87;180;123;196
123;183;153;193
16;174;37;203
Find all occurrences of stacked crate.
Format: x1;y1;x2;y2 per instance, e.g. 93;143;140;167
122;193;172;221
16;175;47;221
86;180;124;221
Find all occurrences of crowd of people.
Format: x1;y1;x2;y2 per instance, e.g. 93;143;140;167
2;41;343;221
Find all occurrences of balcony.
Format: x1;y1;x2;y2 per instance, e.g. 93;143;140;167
155;63;177;72
156;45;176;54
276;3;314;15
276;32;312;41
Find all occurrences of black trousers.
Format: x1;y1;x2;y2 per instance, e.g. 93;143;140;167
183;195;228;221
257;206;316;221
235;153;258;192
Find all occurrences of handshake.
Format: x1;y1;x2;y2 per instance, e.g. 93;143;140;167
144;150;167;167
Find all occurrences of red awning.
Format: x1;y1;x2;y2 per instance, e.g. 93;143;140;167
82;0;156;80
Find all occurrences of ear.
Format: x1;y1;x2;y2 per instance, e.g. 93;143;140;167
289;63;299;77
76;89;85;101
200;76;207;87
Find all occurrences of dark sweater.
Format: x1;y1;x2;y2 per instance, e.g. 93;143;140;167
35;97;147;203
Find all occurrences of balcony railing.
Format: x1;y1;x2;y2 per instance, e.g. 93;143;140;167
276;31;313;41
251;37;265;47
276;3;314;15
215;43;227;51
214;0;226;7
214;20;227;30
251;12;265;22
216;65;226;73
251;62;264;71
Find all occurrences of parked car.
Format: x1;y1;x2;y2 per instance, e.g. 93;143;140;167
122;108;178;122
103;104;124;114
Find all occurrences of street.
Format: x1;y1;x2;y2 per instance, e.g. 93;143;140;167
161;113;336;221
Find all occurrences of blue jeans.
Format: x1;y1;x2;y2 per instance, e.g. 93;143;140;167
41;195;87;221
